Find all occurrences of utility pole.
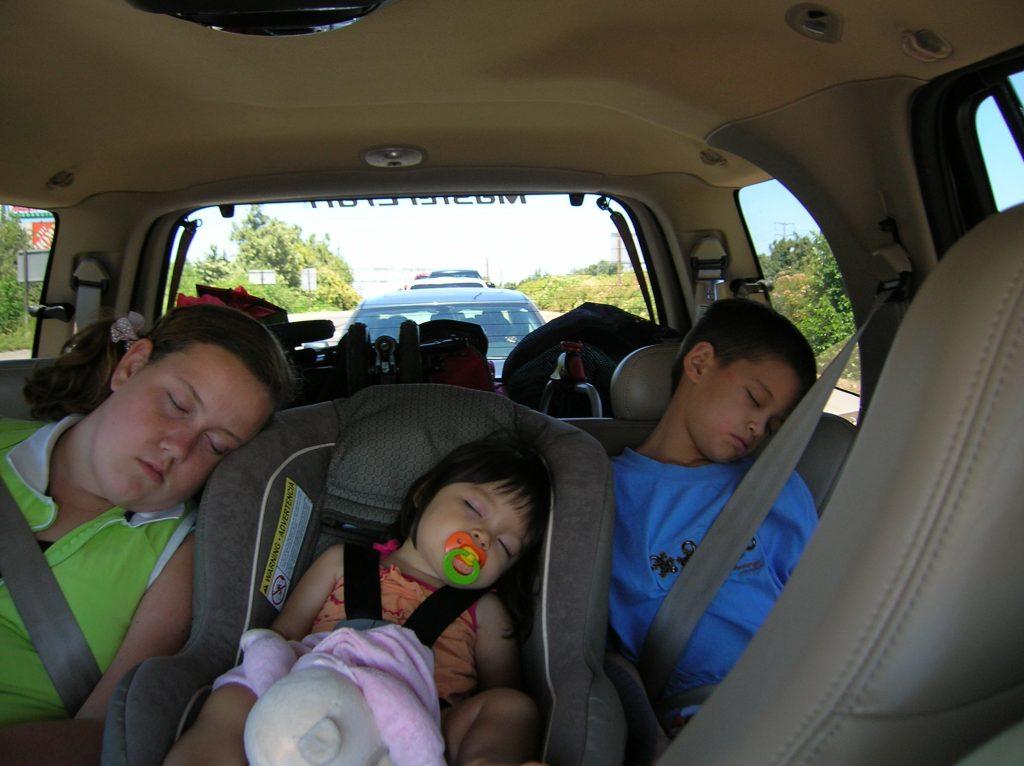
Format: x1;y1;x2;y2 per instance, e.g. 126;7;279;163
774;221;795;240
19;250;29;326
612;232;622;285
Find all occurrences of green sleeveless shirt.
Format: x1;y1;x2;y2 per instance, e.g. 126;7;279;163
0;418;194;725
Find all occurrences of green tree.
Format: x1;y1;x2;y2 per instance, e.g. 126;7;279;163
0;213;31;333
571;259;620;277
233;207;354;292
759;231;855;357
183;206;360;312
515;272;650;317
0;212;29;279
193;245;244;284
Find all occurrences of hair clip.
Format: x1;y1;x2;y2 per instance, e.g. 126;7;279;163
110;311;145;351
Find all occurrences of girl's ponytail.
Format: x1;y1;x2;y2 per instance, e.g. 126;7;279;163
23;318;124;421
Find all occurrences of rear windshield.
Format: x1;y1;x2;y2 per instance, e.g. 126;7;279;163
174;194;647;373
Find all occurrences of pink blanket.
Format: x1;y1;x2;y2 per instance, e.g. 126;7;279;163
215;623;445;766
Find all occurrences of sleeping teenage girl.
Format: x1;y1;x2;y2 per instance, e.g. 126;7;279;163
0;305;295;765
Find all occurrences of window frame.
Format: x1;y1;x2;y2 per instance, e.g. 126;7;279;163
0;204;61;358
913;44;1024;257
155;191;667;326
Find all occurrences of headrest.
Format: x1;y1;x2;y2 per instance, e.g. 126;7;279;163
267;319;336;348
610;343;680;421
321;384;547;536
419;319;488;356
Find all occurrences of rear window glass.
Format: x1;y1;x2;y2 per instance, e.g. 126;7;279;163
0;204;55;358
170;194;647;374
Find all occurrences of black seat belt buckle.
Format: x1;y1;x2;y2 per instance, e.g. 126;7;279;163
690;256;728;283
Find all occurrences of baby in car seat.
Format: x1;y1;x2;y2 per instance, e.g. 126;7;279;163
167;436;551;766
608;298;819;738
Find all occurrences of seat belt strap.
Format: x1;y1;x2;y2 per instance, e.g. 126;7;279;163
599;197;656;321
341;542;483;647
0;482;102;714
638;278;908;700
71;256;110;331
689;236;729;316
165;219;200;312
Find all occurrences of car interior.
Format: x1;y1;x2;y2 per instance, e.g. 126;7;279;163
1;1;1023;764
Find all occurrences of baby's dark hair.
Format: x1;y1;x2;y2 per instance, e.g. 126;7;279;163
397;435;551;641
670;298;817;395
24;304;297;421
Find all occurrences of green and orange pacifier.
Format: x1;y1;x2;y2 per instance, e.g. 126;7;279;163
443;531;487;586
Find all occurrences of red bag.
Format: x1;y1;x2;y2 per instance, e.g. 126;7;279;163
424;342;493;392
418;319;494;392
176;285;288;324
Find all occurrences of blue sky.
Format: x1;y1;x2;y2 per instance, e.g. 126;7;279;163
976;72;1024;211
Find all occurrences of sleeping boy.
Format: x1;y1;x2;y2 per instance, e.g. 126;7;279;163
608;298;819;735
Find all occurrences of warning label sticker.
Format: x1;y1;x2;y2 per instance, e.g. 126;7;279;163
259;478;313;610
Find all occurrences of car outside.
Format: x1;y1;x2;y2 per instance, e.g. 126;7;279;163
428;269;484;279
347;287;544;377
409;276;488;289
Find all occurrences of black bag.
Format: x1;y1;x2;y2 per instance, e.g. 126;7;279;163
504;302;684;417
506;343;618;417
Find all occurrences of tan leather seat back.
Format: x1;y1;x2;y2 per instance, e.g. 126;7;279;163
0;358;54;419
669;205;1024;764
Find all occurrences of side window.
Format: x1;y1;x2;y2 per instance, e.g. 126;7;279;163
0;204;55;358
737;181;860;422
975;71;1024;211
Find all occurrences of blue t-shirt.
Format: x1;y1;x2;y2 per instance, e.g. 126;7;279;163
608;448;817;701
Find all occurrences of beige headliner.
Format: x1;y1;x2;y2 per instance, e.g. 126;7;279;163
2;0;1022;208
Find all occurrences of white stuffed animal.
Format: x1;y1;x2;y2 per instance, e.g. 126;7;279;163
219;624;446;766
246;666;392;766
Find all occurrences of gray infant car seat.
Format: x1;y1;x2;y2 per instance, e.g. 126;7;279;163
102;384;623;766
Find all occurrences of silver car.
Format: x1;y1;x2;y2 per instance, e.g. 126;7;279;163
348;287;544;377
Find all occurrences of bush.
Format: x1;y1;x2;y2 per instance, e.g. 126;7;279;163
0;276;29;334
515;273;650;318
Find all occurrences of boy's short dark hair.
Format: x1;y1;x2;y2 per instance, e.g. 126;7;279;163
670;298;817;395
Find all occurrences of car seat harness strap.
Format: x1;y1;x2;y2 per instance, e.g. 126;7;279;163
340;542;484;648
343;539;384;621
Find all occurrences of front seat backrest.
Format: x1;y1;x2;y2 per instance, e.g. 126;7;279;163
668;204;1024;764
0;357;55;419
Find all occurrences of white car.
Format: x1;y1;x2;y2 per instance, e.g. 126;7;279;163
349;286;544;377
408;276;489;290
